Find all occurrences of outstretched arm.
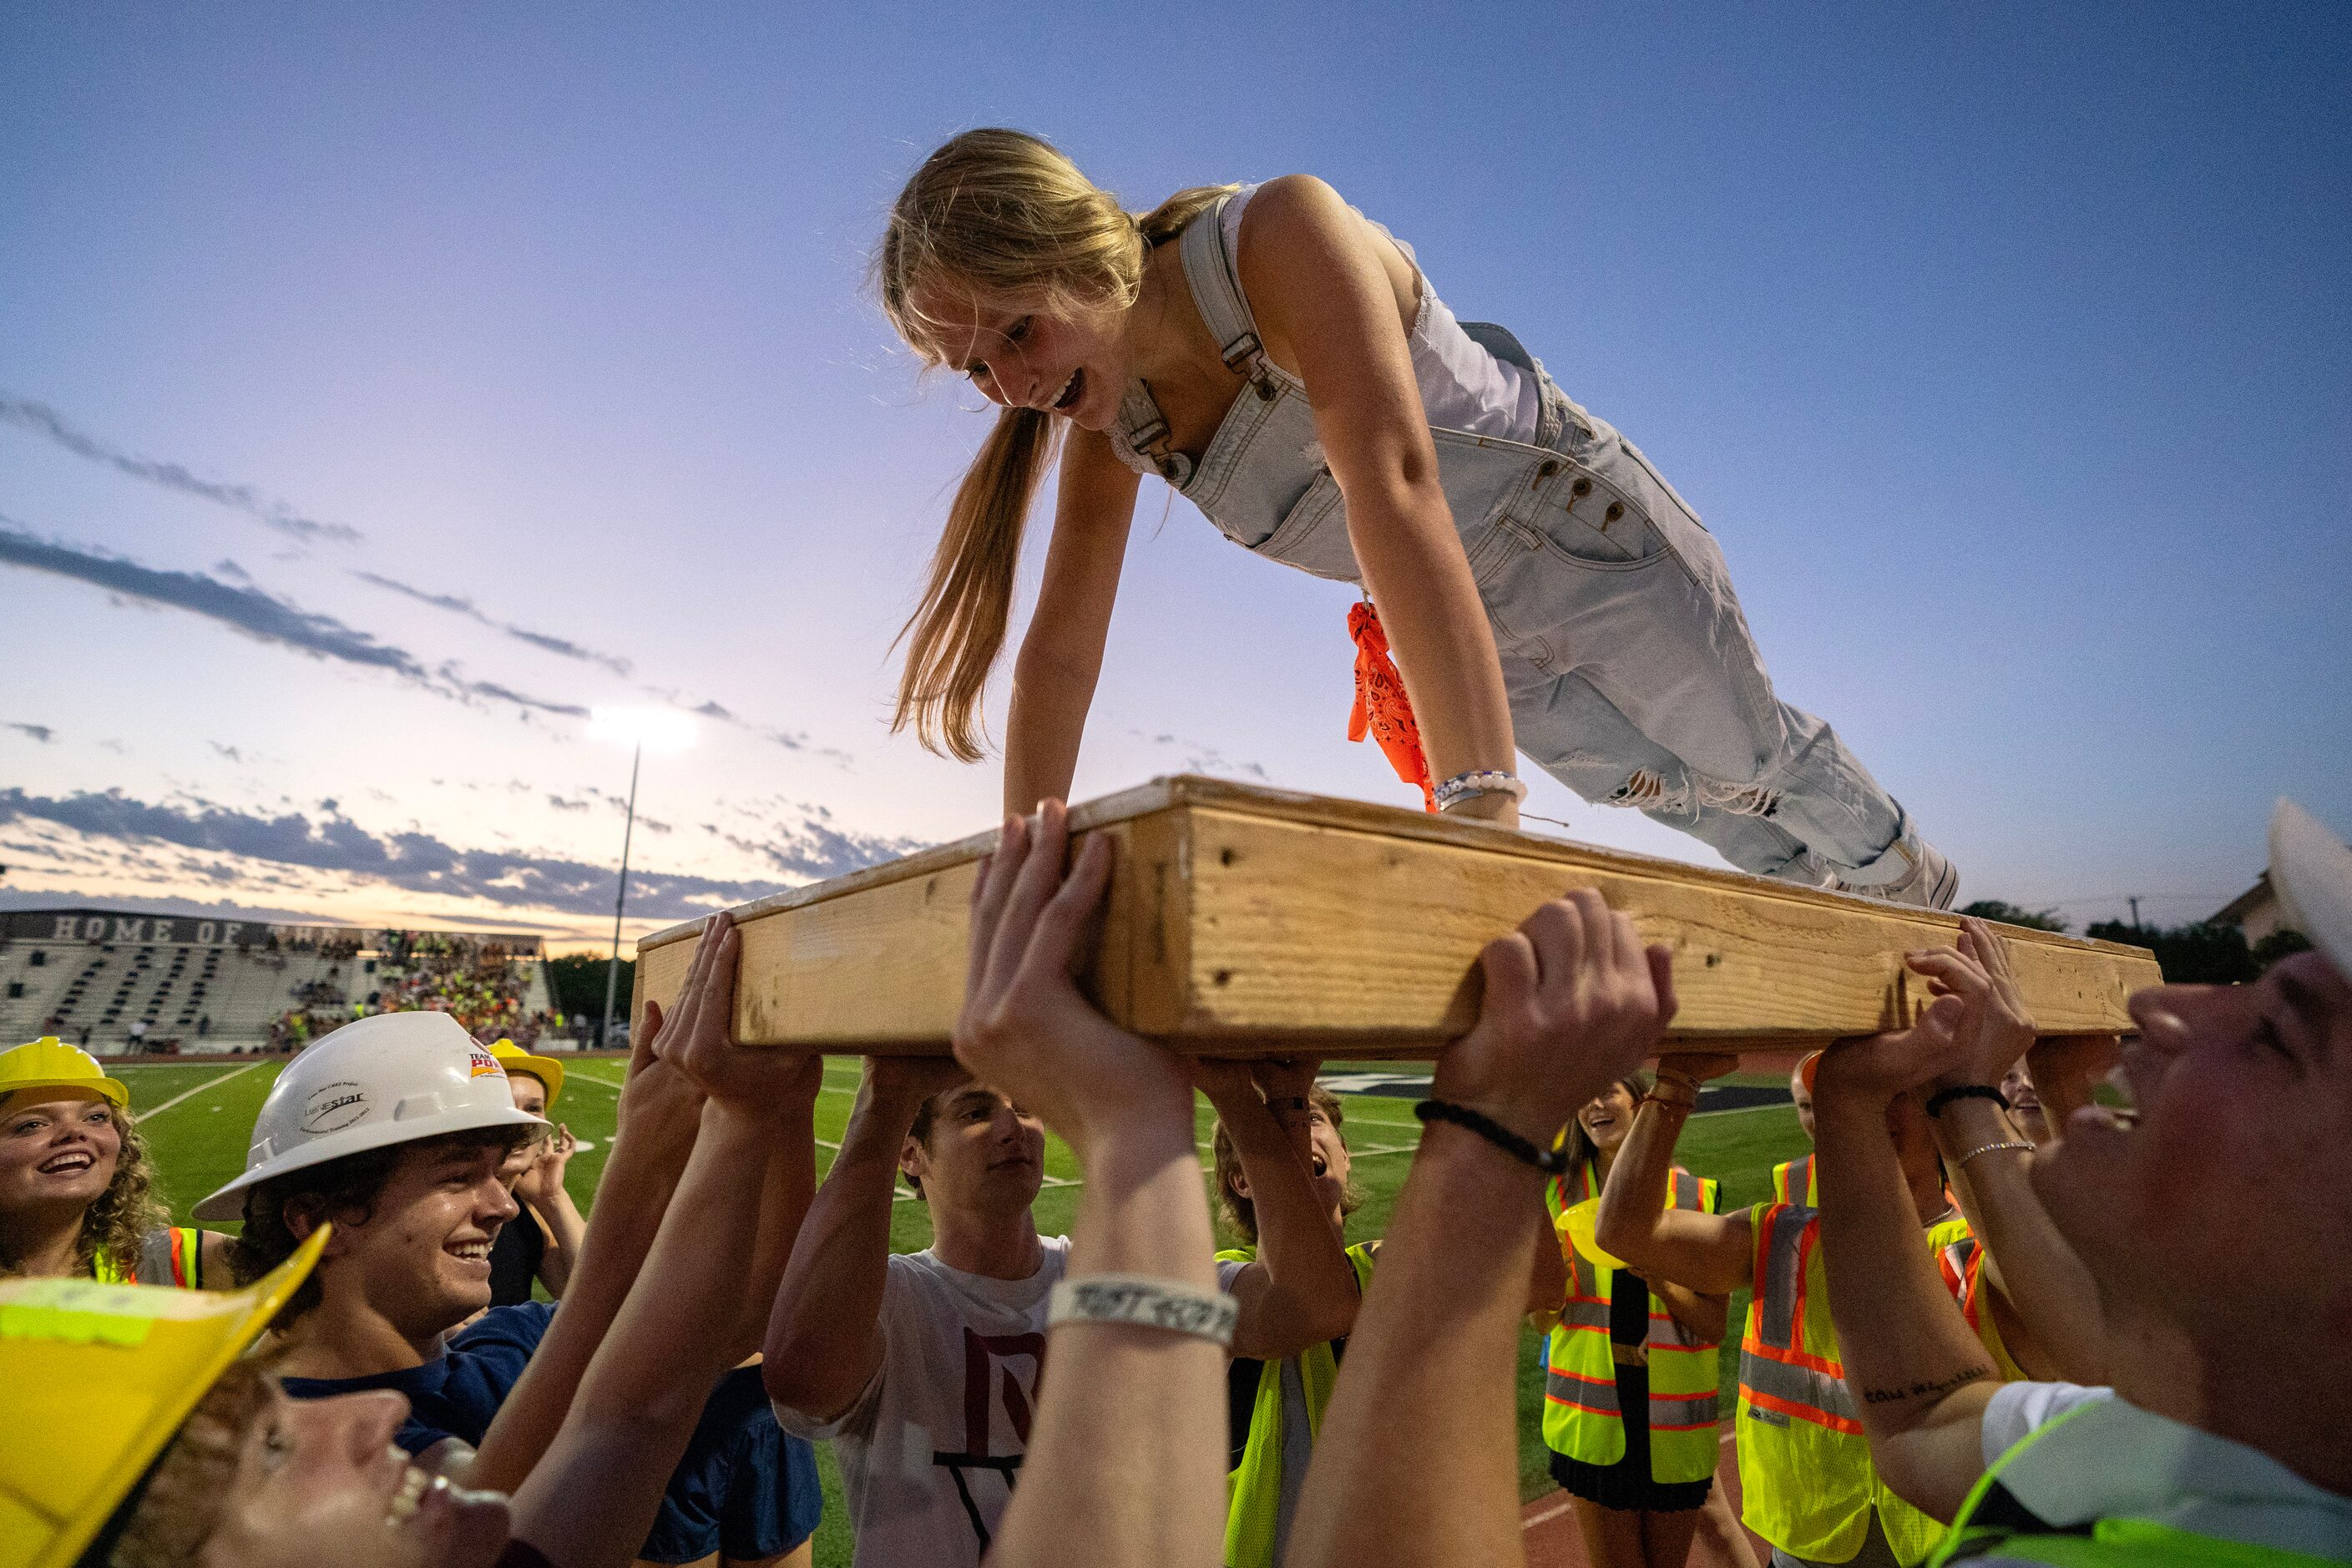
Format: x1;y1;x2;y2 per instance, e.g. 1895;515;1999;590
1240;175;1518;823
468;969;711;1494
1593;1055;1753;1297
1287;888;1679;1568
511;911;824;1568
1201;1060;1360;1358
1002;428;1141;813
761;1052;967;1424
1910;922;2108;1385
513;1126;586;1299
1813;1004;2003;1523
954;802;1226;1568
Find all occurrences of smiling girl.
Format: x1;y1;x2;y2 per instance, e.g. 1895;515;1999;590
879;129;1955;905
0;1035;219;1285
1542;1070;1740;1568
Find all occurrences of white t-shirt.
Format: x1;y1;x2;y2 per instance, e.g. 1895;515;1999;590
1978;1379;2115;1466
774;1238;1070;1568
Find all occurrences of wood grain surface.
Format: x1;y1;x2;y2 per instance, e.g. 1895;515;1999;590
632;776;2160;1057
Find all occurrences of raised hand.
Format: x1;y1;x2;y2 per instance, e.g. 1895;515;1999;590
517;1124;576;1209
952;800;1192;1163
862;1053;974;1112
1250;1057;1322;1108
1431;887;1677;1148
1813;1000;1969;1105
1655;1051;1739;1092
658;910;823;1110
1906;917;2037;1093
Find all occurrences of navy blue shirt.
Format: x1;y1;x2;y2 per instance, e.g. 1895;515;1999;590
281;1303;819;1562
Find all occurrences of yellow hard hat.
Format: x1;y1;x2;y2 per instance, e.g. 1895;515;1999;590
0;1225;330;1568
0;1039;128;1115
1557;1197;1629;1272
488;1039;564;1108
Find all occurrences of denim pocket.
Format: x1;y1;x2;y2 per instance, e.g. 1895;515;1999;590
1252;468;1360;583
1521;461;1672;572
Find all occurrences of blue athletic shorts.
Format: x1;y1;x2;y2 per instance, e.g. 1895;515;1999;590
636;1366;822;1562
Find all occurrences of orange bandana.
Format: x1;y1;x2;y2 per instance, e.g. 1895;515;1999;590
1347;601;1434;812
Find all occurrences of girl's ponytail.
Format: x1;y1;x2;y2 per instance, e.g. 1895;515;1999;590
878;126;1231;760
891;404;1060;761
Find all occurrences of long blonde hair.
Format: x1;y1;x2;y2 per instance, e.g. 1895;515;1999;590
878;128;1233;760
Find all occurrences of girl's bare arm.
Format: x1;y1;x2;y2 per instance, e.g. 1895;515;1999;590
1002;427;1141;814
1237;175;1519;823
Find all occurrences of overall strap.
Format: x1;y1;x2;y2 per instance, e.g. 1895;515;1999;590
1178;193;1277;391
1116;381;1191;488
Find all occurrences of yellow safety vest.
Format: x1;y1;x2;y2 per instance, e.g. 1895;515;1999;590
1216;1242;1378;1568
1772;1152;1818;1206
1540;1159;1725;1483
92;1226;205;1288
1737;1203;1968;1565
1936;1233;2030;1383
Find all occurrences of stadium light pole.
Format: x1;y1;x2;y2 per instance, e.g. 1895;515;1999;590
587;708;696;1050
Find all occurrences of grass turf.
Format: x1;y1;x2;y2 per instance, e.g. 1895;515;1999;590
120;1060;1808;1565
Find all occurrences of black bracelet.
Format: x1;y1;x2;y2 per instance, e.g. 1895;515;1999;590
1413;1099;1564;1174
1924;1083;2010;1119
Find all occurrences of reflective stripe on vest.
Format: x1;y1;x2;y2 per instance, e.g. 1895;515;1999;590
1221;1242;1378;1568
1940;1234;2029;1383
90;1227;203;1288
1771;1153;1818;1206
1737;1203;1955;1566
1541;1164;1723;1482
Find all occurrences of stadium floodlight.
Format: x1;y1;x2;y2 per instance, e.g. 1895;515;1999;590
587;708;698;1051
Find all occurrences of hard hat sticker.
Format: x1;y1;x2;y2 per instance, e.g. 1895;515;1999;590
300;1081;370;1134
468;1050;506;1080
0;1278;230;1344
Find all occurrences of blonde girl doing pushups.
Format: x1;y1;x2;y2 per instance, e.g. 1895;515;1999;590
878;129;1955;906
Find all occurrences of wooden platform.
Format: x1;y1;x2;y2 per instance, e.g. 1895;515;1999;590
633;776;2159;1058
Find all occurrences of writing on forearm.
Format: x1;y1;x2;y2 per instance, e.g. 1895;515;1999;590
1861;1363;1994;1405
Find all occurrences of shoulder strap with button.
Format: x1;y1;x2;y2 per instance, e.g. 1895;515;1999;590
1177;193;1279;399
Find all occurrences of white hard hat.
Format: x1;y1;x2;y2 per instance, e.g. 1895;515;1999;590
194;1011;547;1222
2272;798;2352;984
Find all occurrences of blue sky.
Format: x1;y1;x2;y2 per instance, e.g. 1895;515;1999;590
2;2;2345;945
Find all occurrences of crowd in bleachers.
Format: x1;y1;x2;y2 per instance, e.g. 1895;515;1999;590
1;797;2346;1568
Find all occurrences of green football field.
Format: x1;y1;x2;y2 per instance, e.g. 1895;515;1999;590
117;1056;1808;1566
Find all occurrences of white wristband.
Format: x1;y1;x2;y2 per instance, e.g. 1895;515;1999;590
1047;1274;1238;1348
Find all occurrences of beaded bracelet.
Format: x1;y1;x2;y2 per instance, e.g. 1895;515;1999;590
1414;1098;1565;1174
1434;770;1530;812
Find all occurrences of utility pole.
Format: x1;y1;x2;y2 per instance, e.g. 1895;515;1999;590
599;741;643;1051
2127;895;2142;930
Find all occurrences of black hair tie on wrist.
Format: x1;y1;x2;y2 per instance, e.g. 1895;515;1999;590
1413;1099;1565;1174
1924;1083;2011;1119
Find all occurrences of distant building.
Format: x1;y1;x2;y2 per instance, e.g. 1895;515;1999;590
2211;873;2293;944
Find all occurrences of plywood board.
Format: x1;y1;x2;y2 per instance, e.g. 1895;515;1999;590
633;776;2160;1058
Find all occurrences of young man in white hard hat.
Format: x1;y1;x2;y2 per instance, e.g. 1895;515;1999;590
484;1039;584;1305
0;1035;223;1286
760;810;1365;1568
207;995;824;1566
0;908;829;1568
1808;798;2352;1563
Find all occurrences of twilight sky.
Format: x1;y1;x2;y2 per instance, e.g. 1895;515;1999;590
3;3;2346;948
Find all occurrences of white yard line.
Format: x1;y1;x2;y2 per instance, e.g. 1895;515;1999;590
132;1060;267;1119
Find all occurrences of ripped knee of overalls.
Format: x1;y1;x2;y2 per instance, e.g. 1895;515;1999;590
1604;767;1696;814
1694;776;1783;819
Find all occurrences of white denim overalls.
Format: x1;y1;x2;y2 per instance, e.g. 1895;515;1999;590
1109;193;1921;888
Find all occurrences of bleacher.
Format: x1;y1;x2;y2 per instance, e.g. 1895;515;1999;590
0;908;555;1055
